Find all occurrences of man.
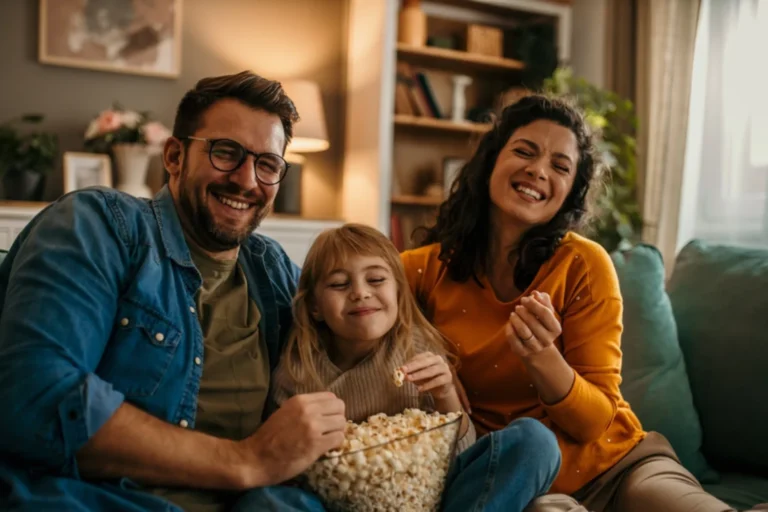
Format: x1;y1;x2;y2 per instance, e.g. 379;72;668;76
0;71;345;511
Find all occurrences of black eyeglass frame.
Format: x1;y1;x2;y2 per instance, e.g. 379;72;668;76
186;136;290;186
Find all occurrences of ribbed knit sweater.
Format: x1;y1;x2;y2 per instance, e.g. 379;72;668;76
271;341;476;454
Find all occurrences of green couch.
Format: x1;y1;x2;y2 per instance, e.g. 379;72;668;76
2;240;766;509
613;240;768;510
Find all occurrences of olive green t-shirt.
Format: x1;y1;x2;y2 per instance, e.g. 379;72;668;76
151;238;270;511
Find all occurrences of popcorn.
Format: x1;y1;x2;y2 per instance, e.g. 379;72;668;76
305;409;462;512
392;368;405;387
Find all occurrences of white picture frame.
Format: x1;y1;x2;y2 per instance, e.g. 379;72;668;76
63;152;113;193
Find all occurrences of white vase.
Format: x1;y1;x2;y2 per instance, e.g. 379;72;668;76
451;75;473;123
112;143;153;198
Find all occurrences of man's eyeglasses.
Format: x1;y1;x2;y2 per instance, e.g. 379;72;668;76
186;137;290;186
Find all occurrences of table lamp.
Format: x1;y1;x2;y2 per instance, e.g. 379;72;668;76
277;80;329;215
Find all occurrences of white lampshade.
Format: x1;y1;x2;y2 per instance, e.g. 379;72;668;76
282;80;330;153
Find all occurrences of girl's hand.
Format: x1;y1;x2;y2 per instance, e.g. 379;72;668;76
400;352;455;400
506;290;562;359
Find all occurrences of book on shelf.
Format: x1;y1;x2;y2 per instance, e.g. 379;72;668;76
390;213;404;252
396;62;443;118
415;71;443;119
395;63;415;115
398;214;420;250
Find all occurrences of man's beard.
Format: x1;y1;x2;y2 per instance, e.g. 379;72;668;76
179;166;269;251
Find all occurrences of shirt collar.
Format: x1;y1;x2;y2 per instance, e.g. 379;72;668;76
151;185;196;268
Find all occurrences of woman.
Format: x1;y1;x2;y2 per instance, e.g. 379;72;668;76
400;95;734;512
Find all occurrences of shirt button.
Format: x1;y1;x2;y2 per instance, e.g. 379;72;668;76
194;357;202;366
179;419;189;428
189;306;196;313
120;318;129;326
155;333;165;342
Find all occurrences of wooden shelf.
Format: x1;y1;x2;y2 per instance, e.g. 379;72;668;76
0;201;49;209
394;115;492;134
396;42;524;74
391;195;443;207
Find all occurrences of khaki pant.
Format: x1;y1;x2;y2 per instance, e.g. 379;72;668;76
525;432;749;512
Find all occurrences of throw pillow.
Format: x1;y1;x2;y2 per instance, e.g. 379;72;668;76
612;244;718;482
667;239;768;473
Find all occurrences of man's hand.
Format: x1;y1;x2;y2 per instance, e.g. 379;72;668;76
237;392;346;487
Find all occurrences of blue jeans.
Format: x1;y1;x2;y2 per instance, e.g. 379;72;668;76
239;417;561;512
1;418;559;511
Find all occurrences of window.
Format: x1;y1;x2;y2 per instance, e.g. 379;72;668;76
679;0;768;248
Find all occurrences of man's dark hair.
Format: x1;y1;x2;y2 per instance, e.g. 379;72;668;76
172;70;300;151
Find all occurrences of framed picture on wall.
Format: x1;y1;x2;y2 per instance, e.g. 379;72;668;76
63;152;112;193
38;0;183;79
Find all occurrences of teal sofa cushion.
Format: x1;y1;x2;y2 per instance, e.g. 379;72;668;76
612;244;717;482
667;240;768;474
705;473;768;511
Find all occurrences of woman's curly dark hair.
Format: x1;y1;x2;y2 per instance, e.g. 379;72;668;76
419;94;605;290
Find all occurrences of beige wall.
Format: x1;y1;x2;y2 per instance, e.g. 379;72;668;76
0;0;347;219
570;0;608;88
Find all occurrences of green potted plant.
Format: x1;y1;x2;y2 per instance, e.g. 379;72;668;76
543;67;643;252
0;114;58;201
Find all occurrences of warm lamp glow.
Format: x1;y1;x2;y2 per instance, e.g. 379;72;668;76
282;80;330;153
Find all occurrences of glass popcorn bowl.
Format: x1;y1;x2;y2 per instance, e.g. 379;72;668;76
304;410;462;512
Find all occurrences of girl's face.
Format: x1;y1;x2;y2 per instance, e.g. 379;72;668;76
312;254;399;347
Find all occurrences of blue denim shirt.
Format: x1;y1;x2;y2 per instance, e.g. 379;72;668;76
0;186;299;510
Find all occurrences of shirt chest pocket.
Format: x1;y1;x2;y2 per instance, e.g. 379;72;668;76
98;300;183;398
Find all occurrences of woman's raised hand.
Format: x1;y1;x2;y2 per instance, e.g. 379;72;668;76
505;290;562;359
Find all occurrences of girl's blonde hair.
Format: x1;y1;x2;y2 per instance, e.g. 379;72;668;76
282;223;452;389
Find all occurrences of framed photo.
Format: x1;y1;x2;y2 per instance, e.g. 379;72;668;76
63;152;113;193
38;0;182;79
443;157;466;198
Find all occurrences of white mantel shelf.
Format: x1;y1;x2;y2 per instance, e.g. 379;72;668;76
0;201;341;266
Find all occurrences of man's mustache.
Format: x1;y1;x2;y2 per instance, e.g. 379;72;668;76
208;183;265;205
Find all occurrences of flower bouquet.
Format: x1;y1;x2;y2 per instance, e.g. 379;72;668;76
84;106;171;154
84;105;171;198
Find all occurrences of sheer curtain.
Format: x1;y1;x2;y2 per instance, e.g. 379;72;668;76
634;0;700;275
677;0;768;250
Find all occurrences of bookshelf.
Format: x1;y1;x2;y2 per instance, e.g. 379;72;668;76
396;42;525;74
391;194;443;207
385;0;573;250
394;114;491;134
341;0;572;247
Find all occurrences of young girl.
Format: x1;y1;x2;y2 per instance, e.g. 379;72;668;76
271;223;474;451
257;224;562;512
